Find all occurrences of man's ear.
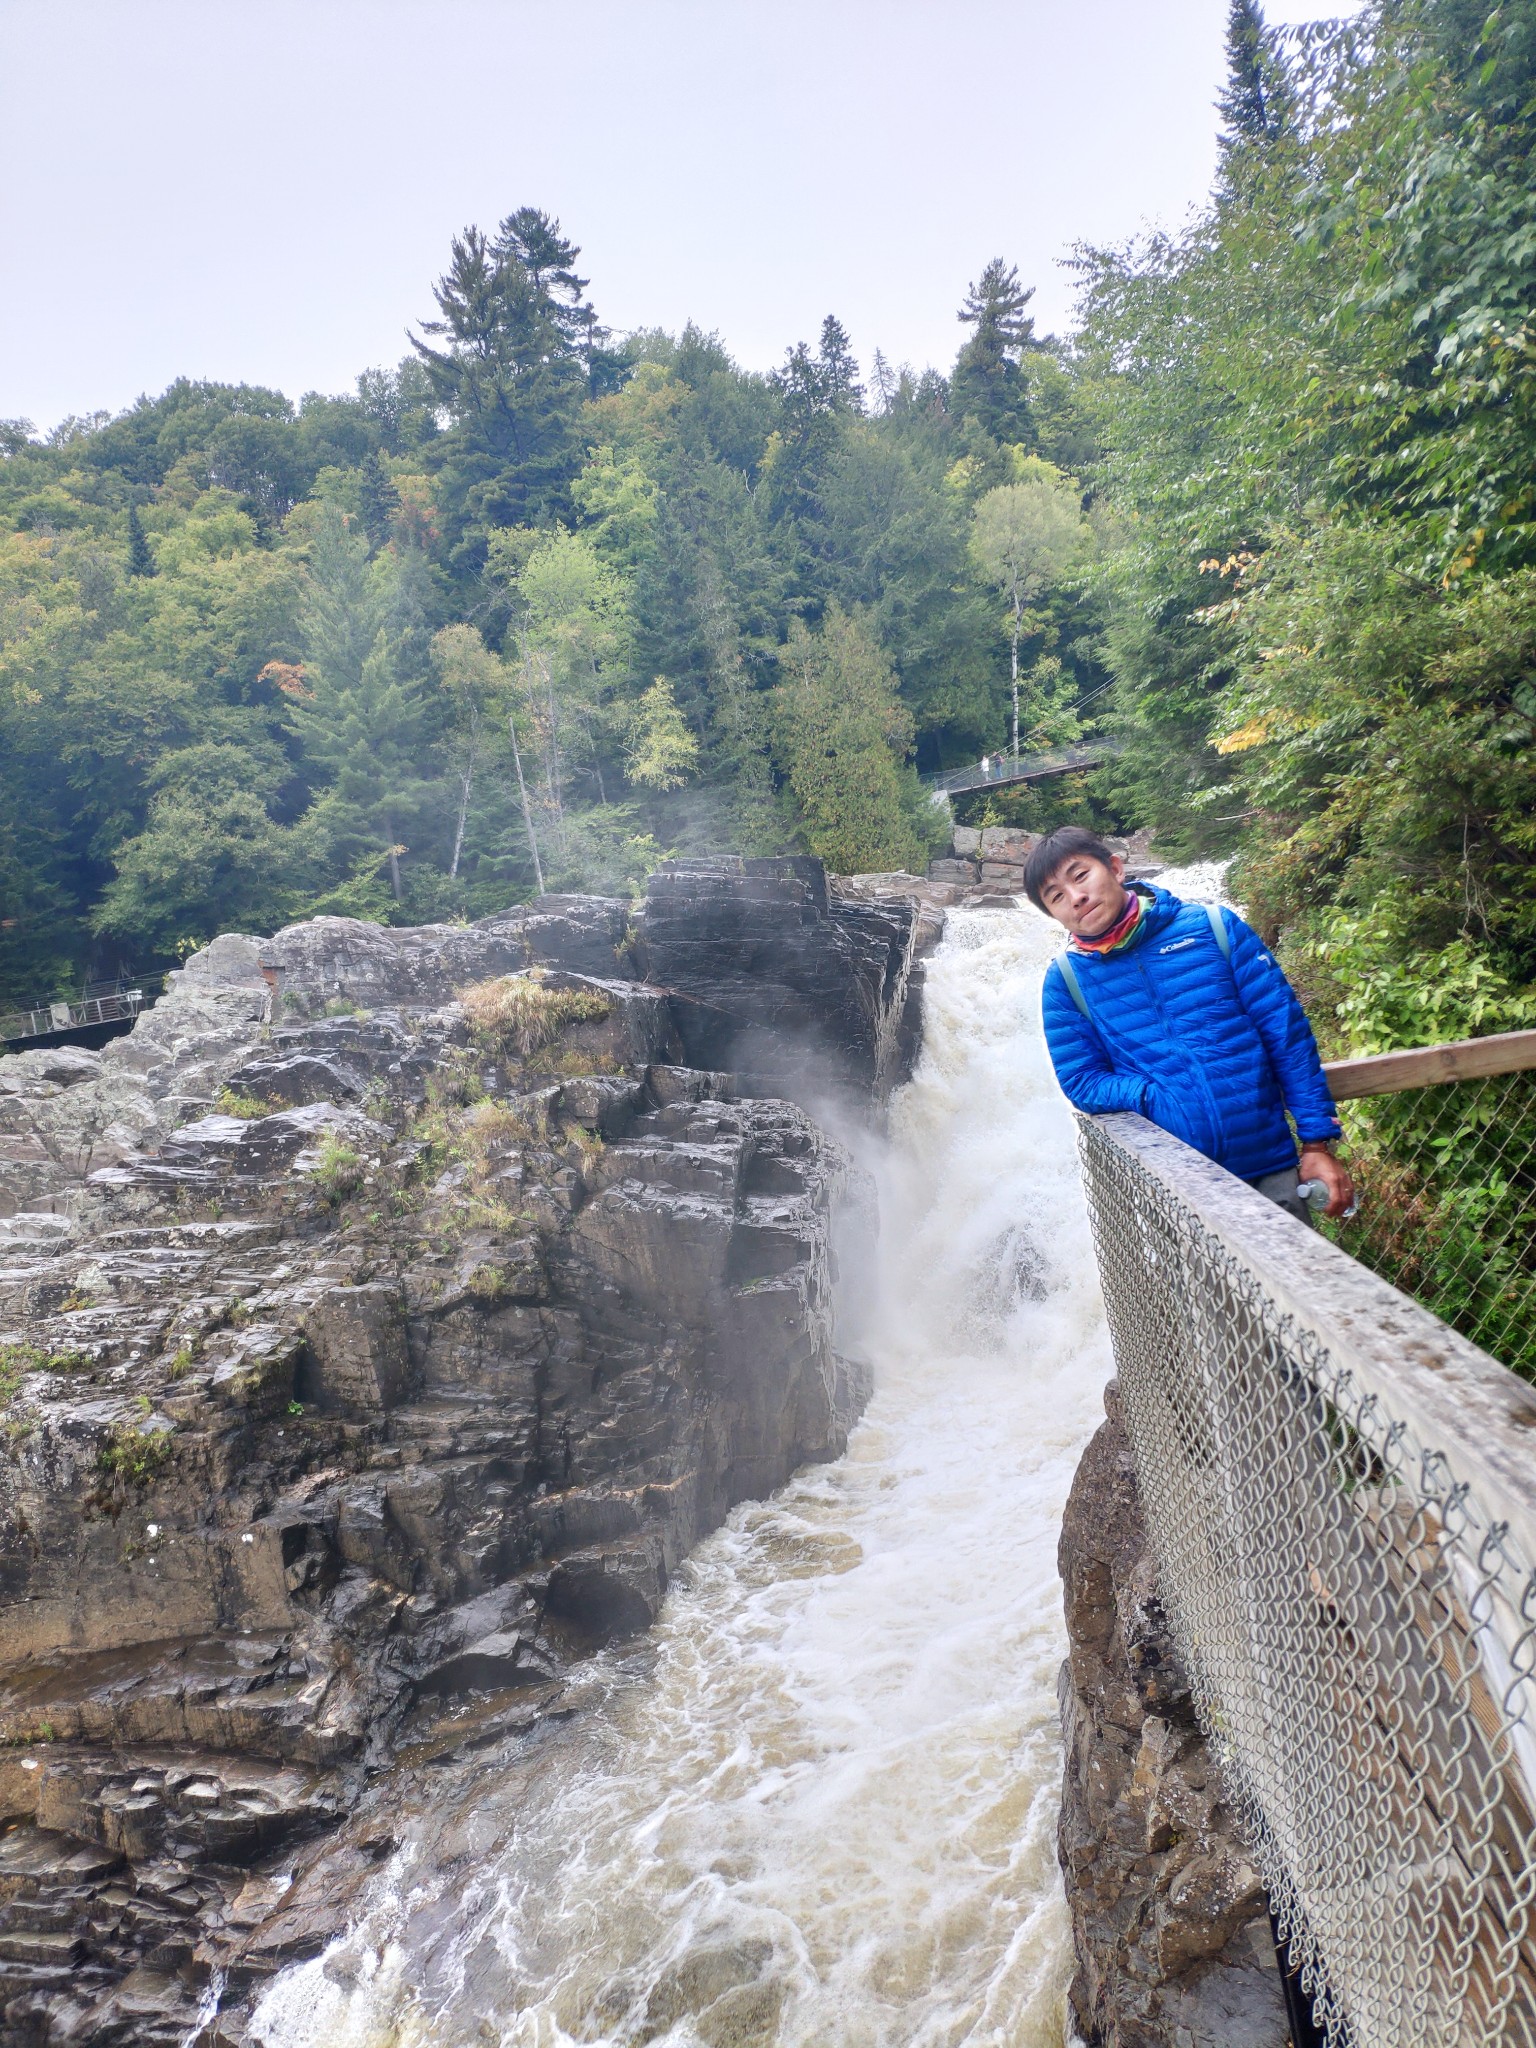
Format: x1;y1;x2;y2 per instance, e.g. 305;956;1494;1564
1110;854;1127;882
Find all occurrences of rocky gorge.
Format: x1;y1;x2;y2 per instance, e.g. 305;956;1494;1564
0;852;1283;2048
0;858;938;2044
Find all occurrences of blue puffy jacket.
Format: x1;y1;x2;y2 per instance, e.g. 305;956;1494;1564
1041;886;1341;1181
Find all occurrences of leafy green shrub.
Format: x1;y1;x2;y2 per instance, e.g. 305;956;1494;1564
467;1264;512;1303
0;1348;38;1403
42;1347;91;1373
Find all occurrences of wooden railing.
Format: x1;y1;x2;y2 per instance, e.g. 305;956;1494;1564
1324;1027;1536;1100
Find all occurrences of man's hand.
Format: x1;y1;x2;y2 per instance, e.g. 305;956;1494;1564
1299;1143;1356;1220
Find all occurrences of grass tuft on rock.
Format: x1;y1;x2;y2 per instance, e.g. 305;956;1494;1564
216;1087;274;1119
97;1423;174;1489
308;1131;365;1206
459;972;610;1057
0;1343;94;1397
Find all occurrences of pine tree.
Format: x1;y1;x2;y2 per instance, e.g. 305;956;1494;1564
949;261;1039;447
763;315;864;539
411;207;610;546
293;508;435;902
358;452;400;552
817;316;864;412
1218;0;1293;168
771;604;925;874
126;504;155;578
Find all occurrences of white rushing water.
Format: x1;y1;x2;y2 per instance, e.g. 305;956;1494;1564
251;891;1170;2048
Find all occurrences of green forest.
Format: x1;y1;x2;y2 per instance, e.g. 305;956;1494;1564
2;0;1534;1072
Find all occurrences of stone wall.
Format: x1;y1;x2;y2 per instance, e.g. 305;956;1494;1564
925;825;1162;899
1057;1382;1289;2047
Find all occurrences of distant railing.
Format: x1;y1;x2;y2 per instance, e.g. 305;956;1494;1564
923;738;1122;799
1080;1108;1536;2046
0;977;160;1046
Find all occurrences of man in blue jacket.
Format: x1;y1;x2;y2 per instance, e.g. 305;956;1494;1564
1028;827;1355;1219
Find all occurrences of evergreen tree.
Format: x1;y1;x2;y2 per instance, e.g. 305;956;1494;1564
762;316;864;553
949;260;1038;446
817;316;864;412
125;504;155;578
1217;0;1292;166
358;452;401;552
411;208;606;550
293;508;436;902
771;604;929;874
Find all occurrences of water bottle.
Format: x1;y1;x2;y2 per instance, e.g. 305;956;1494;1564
1296;1178;1360;1221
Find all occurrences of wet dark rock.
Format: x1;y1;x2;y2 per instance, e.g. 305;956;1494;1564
0;859;921;2043
1057;1382;1288;2046
634;857;934;1104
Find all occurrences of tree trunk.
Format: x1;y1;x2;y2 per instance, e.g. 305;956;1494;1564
385;820;402;902
449;761;473;878
1010;588;1022;761
544;660;566;852
449;709;481;880
508;712;546;894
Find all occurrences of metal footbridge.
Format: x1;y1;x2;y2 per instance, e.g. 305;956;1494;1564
924;738;1121;799
0;979;154;1048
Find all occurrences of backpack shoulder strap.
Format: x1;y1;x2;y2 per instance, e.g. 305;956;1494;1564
1055;951;1091;1020
1204;899;1231;962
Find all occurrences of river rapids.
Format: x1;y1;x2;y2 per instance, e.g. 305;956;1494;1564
249;885;1217;2048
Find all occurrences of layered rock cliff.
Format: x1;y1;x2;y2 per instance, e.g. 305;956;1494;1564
1057;1383;1289;2047
0;859;933;2045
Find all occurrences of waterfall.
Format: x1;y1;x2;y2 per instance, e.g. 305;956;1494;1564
251;892;1151;2048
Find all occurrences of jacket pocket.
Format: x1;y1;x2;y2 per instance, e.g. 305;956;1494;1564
1145;1075;1217;1155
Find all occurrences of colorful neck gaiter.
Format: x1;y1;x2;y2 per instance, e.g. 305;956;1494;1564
1069;882;1154;957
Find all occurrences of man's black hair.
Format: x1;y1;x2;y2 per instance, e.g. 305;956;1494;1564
1023;826;1119;911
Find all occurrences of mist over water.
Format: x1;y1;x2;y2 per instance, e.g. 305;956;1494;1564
250;885;1241;2048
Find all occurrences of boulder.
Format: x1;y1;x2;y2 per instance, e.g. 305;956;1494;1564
980;825;1038;861
301;1283;409;1414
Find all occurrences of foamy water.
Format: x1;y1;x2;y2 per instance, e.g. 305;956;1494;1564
247;882;1234;2048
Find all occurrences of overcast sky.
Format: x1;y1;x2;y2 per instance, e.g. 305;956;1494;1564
1;0;1363;434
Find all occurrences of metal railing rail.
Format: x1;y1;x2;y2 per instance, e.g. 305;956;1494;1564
1079;1110;1536;2047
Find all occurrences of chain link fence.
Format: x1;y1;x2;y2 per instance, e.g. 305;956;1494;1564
1325;1060;1536;1381
1078;1110;1536;2047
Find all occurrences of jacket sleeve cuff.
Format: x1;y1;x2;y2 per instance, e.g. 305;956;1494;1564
1296;1118;1342;1144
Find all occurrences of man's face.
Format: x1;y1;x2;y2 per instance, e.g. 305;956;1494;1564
1038;852;1129;938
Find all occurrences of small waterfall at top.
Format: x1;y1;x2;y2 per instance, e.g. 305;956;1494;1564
248;881;1216;2048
